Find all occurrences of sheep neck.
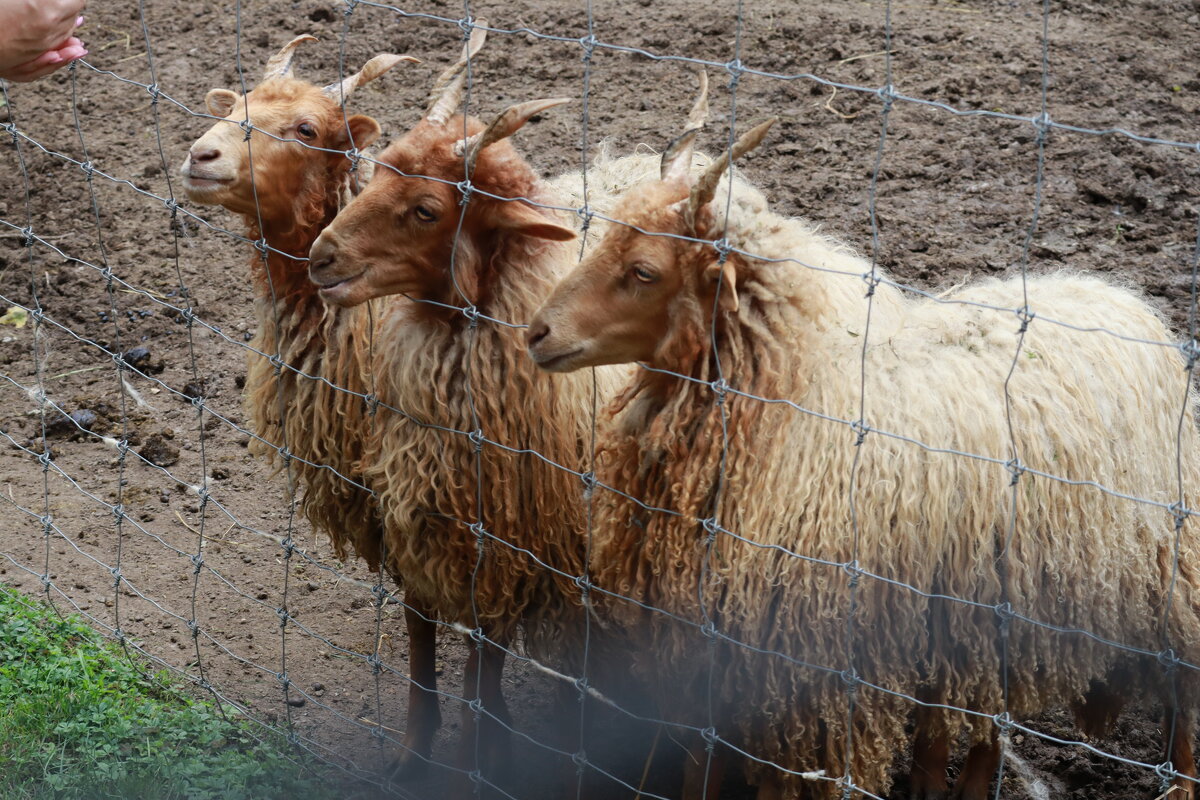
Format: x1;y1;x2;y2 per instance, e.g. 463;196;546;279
245;185;341;322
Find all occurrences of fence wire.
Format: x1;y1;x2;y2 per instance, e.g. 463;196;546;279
1;1;1198;798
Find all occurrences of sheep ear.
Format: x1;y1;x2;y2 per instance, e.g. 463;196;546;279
497;200;576;242
705;260;739;313
205;89;238;118
332;114;383;149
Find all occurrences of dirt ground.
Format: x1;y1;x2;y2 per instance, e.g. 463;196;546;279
1;0;1198;798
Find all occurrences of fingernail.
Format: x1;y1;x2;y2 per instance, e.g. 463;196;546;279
76;15;84;26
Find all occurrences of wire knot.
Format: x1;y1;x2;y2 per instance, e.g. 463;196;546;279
1031;111;1052;142
724;58;744;84
461;304;479;327
1180;339;1200;372
39;513;52;532
842;559;861;587
862;271;881;297
1014;304;1035;334
1005;457;1024;486
239;118;254;141
363;392;380;417
191;552;205;572
20;226;34;247
276;607;290;628
37;449;52;468
700;726;718;747
571;748;588;769
367;652;382;673
145;83;160;105
79;160;95;179
711;237;732;262
994;601;1014;626
456;179;474;205
850;418;870;446
276;670;290;689
1157;648;1180;672
187;619;200;638
1155;761;1180;784
268;353;284;376
468;428;484;452
700;620;717;639
111;503;126;522
877;83;896;112
1169;501;1189;530
992;711;1014;733
342;0;359;14
839;667;860;692
700;516;721;545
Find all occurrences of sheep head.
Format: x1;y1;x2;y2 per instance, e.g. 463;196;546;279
527;117;776;373
179;35;416;225
307;26;573;310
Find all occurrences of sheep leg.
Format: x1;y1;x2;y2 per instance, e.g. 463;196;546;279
454;636;513;788
1167;709;1197;800
389;599;441;781
909;702;951;800
681;734;726;800
948;735;1000;800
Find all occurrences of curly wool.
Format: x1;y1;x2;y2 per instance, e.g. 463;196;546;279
590;199;1200;796
242;169;385;567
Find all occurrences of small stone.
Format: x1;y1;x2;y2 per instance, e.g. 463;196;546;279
286;696;306;708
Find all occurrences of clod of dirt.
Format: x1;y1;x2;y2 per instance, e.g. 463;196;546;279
122;346;152;370
181;380;208;401
138;433;180;467
285;696;306;708
121;346;164;375
42;408;99;438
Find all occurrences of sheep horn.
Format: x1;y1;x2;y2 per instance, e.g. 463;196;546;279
322;54;421;103
263;35;317;81
425;21;488;125
456;97;571;175
686;117;778;228
660;68;709;183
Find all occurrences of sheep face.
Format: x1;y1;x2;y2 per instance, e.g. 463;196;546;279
309;116;574;309
527;179;732;372
180;79;381;223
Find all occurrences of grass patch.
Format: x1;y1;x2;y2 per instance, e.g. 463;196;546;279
0;585;337;800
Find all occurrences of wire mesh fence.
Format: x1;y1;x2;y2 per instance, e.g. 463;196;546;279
1;1;1199;797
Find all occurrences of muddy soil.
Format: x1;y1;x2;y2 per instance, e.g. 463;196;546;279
1;0;1198;798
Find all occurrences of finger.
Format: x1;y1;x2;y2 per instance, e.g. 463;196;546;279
5;62;68;82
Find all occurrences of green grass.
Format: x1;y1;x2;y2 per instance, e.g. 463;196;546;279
0;585;338;800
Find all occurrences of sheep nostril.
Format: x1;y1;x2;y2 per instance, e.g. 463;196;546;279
191;148;220;163
526;321;550;349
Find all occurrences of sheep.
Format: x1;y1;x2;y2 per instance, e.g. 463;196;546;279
179;35;413;565
179;36;449;775
525;115;1200;799
301;63;636;778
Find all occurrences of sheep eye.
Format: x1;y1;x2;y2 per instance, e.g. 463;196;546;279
297;123;317;139
414;206;437;223
631;265;657;284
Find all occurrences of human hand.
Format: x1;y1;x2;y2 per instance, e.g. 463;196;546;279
0;1;88;81
3;32;87;82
